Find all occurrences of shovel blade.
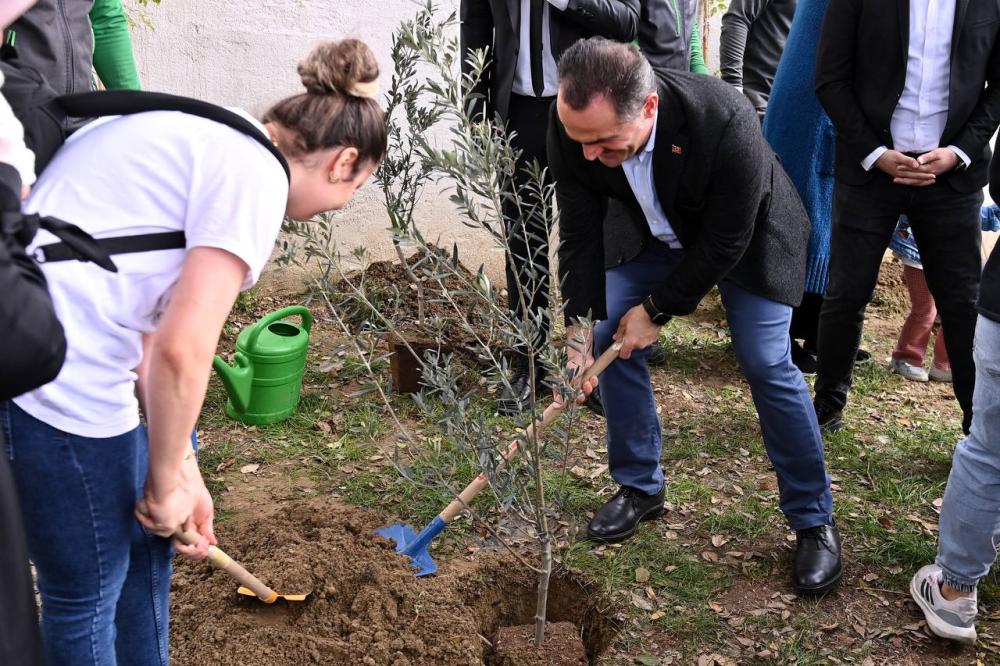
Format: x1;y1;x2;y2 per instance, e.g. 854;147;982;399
376;523;438;576
237;586;309;602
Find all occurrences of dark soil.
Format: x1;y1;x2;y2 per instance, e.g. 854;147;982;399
335;247;506;348
169;497;616;666
492;622;588;666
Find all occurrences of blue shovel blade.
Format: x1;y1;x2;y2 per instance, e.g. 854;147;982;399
375;522;438;576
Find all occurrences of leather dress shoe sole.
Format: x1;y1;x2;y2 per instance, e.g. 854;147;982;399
585;504;665;544
795;561;844;596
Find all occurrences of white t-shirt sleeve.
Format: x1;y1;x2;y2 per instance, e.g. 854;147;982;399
183;129;288;290
0;75;37;187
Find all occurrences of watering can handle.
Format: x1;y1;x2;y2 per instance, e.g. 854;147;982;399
245;306;313;351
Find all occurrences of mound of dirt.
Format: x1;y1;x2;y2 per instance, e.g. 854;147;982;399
335;248;505;348
170;498;617;666
870;255;909;316
171;503;481;666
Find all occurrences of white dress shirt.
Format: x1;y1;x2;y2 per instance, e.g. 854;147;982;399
512;0;569;97
862;0;971;170
621;114;683;249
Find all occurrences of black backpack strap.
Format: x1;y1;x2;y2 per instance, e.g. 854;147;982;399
34;230;186;268
55;90;291;182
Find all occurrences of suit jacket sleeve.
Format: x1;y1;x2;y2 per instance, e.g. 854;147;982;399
559;0;640;42
720;0;768;87
461;0;495;120
815;0;884;165
649;104;763;316
549;108;609;324
950;35;1000;162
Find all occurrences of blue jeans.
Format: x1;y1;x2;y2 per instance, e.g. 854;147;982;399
936;315;1000;592
595;241;833;529
1;402;171;666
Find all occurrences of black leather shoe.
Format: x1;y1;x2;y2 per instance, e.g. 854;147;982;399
646;341;669;367
497;356;546;415
814;400;843;433
854;349;872;366
586;485;665;543
583;385;605;418
794;524;843;595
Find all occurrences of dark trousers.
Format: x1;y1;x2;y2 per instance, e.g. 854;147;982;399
815;177;982;432
0;436;44;666
503;94;555;352
790;292;824;349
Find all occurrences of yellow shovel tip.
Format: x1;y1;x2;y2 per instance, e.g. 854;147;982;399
237;586;309;602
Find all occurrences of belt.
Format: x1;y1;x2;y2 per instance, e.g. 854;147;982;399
511;92;557;102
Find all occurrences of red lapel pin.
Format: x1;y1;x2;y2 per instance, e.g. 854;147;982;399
671;144;683;155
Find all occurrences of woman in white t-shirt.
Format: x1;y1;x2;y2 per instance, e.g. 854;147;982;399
1;39;386;666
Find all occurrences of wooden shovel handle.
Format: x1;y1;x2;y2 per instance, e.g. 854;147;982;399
175;529;278;604
439;341;622;522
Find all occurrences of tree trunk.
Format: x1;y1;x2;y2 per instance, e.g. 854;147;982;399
527;355;552;647
533;532;552;646
392;238;425;324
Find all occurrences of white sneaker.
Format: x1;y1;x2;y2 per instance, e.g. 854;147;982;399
910;564;978;645
930;366;953;383
891;358;929;382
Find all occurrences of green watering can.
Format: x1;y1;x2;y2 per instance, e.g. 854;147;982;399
213;306;313;425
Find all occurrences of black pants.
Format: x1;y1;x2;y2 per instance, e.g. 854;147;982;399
0;437;44;666
815;176;982;432
790;292;824;349
503;94;555;352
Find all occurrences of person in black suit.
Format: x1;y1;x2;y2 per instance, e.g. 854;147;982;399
813;0;1000;434
460;0;639;415
549;37;842;595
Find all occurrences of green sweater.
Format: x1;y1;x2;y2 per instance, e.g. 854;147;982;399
689;21;709;74
90;0;141;90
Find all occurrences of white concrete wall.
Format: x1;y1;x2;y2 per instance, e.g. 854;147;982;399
130;1;722;280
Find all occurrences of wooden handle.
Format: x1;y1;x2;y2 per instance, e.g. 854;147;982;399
439;341;622;522
175;529;278;603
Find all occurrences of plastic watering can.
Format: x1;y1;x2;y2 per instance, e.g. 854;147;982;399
212;306;312;425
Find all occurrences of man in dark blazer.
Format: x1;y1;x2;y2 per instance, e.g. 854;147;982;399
814;0;1000;435
549;37;842;595
460;0;639;415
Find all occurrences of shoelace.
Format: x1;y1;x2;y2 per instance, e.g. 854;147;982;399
797;526;833;550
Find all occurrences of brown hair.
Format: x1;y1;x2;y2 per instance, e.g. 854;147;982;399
558;38;655;120
264;39;387;175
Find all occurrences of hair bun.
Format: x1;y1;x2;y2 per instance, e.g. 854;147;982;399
298;39;380;99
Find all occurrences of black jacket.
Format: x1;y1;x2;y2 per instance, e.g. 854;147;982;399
460;0;640;121
550;70;810;322
7;0;96;96
816;0;1000;192
720;0;796;117
637;0;699;72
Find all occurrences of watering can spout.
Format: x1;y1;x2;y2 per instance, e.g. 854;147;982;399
212;352;254;414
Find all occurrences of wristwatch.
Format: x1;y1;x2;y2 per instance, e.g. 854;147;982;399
642;296;671;326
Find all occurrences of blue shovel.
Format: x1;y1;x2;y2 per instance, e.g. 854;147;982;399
377;341;624;575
